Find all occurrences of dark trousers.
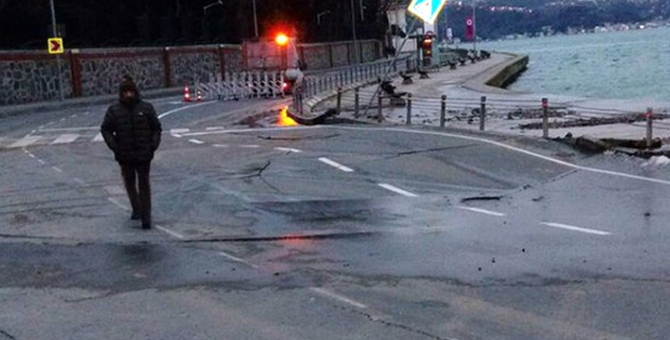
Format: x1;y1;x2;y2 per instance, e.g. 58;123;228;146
120;162;152;224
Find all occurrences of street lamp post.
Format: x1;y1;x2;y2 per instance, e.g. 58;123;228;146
49;0;65;101
350;0;358;63
252;0;258;38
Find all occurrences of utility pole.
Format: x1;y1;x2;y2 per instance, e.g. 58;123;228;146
252;0;258;38
350;0;358;63
49;0;65;101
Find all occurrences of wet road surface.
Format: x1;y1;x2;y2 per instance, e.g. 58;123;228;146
1;97;669;340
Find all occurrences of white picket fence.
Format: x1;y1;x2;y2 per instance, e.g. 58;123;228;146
197;71;286;101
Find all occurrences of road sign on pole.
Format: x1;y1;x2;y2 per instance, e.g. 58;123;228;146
48;38;64;54
408;0;448;24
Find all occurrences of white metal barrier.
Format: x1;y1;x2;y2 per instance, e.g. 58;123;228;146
198;71;286;101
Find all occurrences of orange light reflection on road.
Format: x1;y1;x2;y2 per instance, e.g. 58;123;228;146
278;107;298;126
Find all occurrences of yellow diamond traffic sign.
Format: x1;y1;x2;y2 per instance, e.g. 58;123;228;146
48;38;64;54
408;0;448;24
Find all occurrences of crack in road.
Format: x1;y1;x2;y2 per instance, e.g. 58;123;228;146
0;329;16;340
336;304;460;340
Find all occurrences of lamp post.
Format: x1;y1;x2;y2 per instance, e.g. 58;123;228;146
350;0;358;63
252;0;258;38
49;0;64;101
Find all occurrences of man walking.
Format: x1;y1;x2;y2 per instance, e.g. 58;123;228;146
101;76;162;229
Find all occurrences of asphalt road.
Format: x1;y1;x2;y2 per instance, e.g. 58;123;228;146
1;97;669;340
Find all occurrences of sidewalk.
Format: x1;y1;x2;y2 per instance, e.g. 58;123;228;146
325;52;670;147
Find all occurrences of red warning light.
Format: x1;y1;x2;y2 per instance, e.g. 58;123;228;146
275;33;289;46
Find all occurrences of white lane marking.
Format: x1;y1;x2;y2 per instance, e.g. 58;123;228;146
309;288;368;309
70;114;77;118
60;118;66;122
213;144;230;148
541;222;611;236
92;133;104;142
107;197;130;211
206;126;225;131
182;125;311;137
51;166;63;173
339;126;670;187
377;183;418;197
37;159;47;165
170;128;190;134
158;101;216;119
171;134;183;138
27;153;36;159
318;157;354;172
239;144;260;148
217;252;260;269
9;136;41;148
39;126;98;132
275;147;302;153
458;206;507;217
155;225;186;239
50;134;79;145
73;178;87;187
189;139;205;145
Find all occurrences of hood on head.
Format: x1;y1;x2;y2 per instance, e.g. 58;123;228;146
119;75;140;100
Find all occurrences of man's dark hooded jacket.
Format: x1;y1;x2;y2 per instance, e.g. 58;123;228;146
101;79;162;164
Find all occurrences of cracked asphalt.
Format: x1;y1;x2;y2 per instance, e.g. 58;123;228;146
1;96;669;340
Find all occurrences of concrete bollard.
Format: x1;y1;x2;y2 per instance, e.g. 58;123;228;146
336;87;343;115
378;94;383;122
354;87;360;117
406;93;413;125
647;107;653;149
440;95;447;128
542;98;549;139
479;96;487;131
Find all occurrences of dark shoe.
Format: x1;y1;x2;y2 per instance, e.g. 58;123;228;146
142;221;151;229
131;212;141;220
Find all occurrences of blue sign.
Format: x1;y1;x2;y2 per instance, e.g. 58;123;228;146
408;0;448;24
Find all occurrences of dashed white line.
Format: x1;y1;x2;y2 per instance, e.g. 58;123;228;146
217;252;259;268
51;166;63;173
541;222;611;236
107;197;130;211
155;225;186;239
171;134;183;138
458;206;506;217
206;126;225;131
189;139;205;145
318;157;354;172
309;287;368;309
275;147;302;153
239;144;260;148
37;159;47;165
377;183;418;197
170;128;190;134
27;153;36;159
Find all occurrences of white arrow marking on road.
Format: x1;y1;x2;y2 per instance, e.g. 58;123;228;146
541;222;611;236
458;206;507;217
377;183;418;197
319;157;354;172
92;133;105;142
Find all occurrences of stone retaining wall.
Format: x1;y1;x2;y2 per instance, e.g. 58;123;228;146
0;40;381;106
